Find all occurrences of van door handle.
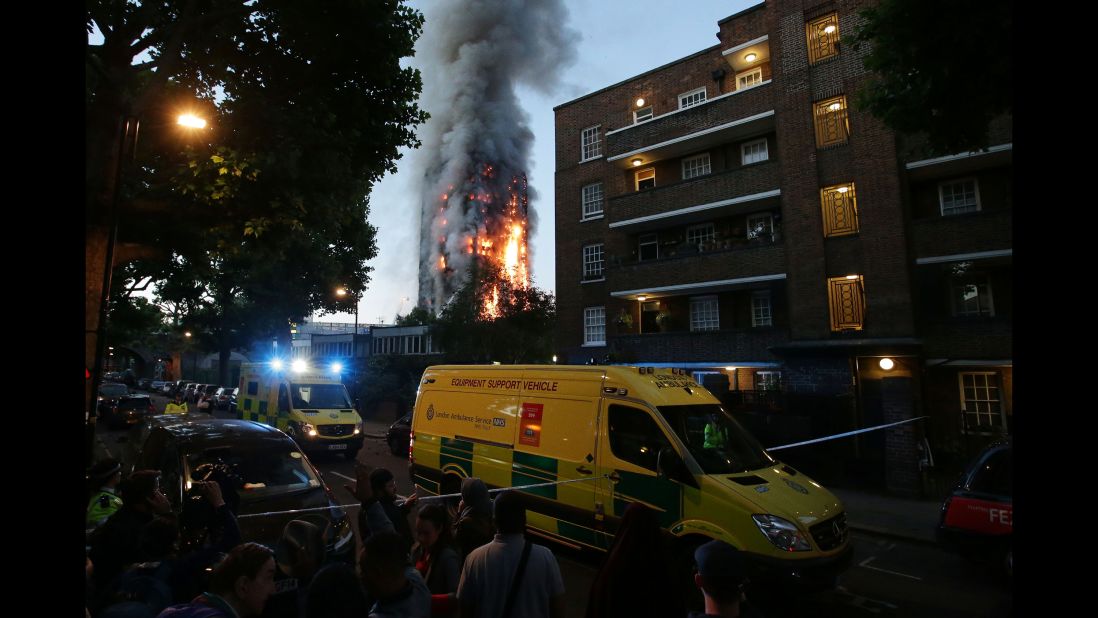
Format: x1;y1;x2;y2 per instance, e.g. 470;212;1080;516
576;465;593;475
608;471;621;483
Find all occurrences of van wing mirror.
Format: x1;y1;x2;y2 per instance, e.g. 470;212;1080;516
657;447;699;489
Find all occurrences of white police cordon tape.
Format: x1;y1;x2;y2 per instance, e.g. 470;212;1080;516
235;474;609;520
765;416;928;452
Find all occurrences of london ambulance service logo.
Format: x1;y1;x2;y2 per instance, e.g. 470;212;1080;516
426;404;435;421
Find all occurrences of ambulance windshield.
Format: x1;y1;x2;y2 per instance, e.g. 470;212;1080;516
658;404;775;474
289;383;353;409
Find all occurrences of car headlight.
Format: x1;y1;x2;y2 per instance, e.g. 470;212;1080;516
354;422;363;435
752;514;812;552
302;422;318;437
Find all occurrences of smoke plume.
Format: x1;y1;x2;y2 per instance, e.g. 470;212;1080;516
415;0;579;313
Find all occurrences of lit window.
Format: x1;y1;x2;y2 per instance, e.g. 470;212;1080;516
634;106;653;123
582;243;605;281
690;296;720;332
827;275;865;331
959;372;1005;433
582;183;604;219
584;307;606;345
939;179;981;216
635;168;655;191
682;153;711;179
813;96;850;148
737;67;763;90
741;138;769;165
678;87;707;109
806;13;840;64
581;125;602;161
756;371;781;391
686;223;716;246
820;182;859;237
951;277;995;317
752;291;772;327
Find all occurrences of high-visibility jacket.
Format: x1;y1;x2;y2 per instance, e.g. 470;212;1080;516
703;422;728;450
165;401;188;414
86;489;122;529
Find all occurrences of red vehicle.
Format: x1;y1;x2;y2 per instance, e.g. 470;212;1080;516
937;440;1012;581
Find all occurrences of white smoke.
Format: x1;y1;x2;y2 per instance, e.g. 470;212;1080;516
415;0;579;312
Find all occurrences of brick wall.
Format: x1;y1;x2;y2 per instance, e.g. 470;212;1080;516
910;211;1013;258
881;376;919;496
611;328;789;363
782;356;853;395
609;244;785;291
608;161;780;222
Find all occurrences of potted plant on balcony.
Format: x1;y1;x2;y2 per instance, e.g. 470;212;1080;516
615;310;634;333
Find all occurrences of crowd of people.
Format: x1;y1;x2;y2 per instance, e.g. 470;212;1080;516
86;458;761;618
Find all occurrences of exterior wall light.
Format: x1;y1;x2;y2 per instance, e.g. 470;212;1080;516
632;158;643;166
745;52;757;62
635;98;646;107
879;358;895;371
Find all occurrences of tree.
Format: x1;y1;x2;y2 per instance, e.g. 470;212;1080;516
395;307;436;327
432;266;557;364
86;1;430;387
848;0;1011;154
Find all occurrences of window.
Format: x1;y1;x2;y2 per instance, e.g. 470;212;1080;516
608;404;673;472
939;179;981;216
681;153;711;179
678;87;707;109
641;301;660;333
582;243;605;280
584;307;606;345
806;13;840;64
827;275;865;331
746;213;774;241
581;125;602;161
813;96;850;148
638;233;658;261
951;277;995;317
820;182;859;236
635;168;655;191
741;138;769;165
755;371;781;391
634;106;653;123
737;67;763;90
686;223;716;246
959;372;1005;434
751;291;772;327
582;183;604;219
690;296;719;331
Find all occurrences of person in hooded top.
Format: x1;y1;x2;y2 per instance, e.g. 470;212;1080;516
452;478;494;562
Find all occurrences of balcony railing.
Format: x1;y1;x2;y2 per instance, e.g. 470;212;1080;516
608;162;780;225
608;240;785;292
610;327;788;363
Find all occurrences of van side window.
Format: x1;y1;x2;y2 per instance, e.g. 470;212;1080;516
278;384;290;413
608;404;673;472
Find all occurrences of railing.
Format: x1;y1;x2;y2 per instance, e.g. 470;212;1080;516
607;162;780;225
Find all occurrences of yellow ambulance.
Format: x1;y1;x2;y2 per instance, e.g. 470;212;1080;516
409;364;852;585
237;361;364;458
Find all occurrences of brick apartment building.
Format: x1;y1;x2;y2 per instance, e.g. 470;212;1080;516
553;0;1012;496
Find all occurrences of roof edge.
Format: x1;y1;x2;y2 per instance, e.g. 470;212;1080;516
718;1;767;26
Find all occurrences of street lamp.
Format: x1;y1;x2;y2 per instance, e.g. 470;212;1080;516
335;287;359;334
86;111;208;465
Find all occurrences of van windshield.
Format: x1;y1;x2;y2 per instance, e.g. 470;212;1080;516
658;404;775;474
290;383;353;409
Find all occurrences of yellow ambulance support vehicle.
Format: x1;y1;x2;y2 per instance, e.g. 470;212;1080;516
409;364;852;586
237;361;364;458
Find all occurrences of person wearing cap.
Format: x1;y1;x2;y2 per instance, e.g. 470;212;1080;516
690;539;765;618
87;458;124;531
165;392;188;415
359;467;417;552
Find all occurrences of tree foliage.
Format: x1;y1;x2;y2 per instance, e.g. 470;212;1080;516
86;1;430;384
848;0;1011;154
432;266;557;364
395;306;436;327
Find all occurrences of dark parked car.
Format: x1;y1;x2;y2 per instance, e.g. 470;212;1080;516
212;387;235;411
195;385;221;410
97;382;130;415
387;412;412;457
102;394;155;430
136;378;153;391
938;440;1012;581
127;416;355;563
182;383;200;402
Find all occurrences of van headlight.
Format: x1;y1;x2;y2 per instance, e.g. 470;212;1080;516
752;514;812;552
302;422;318;437
354;422;363;435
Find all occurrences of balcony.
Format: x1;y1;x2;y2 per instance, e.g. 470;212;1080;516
608;242;785;293
608;162;780;228
911;210;1012;260
605;84;775;167
610;327;789;363
920;316;1012;359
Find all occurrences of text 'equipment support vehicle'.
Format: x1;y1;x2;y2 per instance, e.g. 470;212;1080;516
237;361;363;459
409;365;852;588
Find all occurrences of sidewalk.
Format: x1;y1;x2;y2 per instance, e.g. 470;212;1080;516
831;487;941;545
360;417;393;440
